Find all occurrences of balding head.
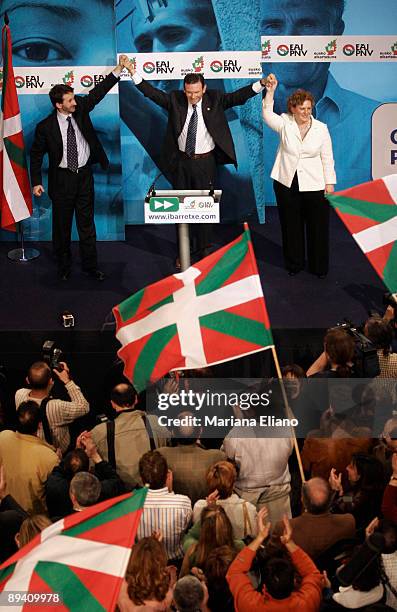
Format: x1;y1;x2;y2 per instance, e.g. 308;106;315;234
110;383;137;411
302;478;332;514
27;361;53;391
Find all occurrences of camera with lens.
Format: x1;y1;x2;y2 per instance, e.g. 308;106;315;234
336;320;380;378
42;340;64;372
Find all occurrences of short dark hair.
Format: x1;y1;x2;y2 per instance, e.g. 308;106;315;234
27;361;52;390
17;401;41;435
70;472;101;507
365;317;393;355
63;449;89;480
302;478;332;514
111;383;137;407
49;84;74;108
184;73;205;88
262;557;295;599
139;451;168;489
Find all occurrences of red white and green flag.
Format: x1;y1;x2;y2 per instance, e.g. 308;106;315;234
0;16;32;231
328;174;397;292
114;226;274;392
0;488;147;611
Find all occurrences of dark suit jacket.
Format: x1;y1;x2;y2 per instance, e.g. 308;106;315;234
30;72;119;199
136;79;259;180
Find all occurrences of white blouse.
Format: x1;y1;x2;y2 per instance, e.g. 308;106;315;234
263;99;336;191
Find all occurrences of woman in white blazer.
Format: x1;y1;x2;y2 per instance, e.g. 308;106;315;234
263;74;336;278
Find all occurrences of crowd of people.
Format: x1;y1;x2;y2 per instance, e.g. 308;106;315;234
0;308;397;610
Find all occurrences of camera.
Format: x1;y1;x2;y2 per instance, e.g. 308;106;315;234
42;340;64;372
336;320;380;378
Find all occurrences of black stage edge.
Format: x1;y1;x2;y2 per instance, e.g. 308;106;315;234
0;207;386;412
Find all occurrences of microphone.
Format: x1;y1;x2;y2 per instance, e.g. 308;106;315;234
145;171;164;203
209;181;215;199
336;532;385;587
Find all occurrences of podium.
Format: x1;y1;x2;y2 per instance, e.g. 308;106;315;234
144;189;222;271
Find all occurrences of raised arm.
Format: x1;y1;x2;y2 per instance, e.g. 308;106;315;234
220;77;267;110
79;55;128;114
123;58;171;111
262;73;284;133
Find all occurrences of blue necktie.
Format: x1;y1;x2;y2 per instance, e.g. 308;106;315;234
66;116;78;172
185;104;198;157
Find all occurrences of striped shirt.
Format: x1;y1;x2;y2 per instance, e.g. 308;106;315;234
137;487;192;560
15;381;89;454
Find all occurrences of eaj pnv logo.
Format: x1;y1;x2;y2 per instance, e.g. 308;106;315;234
210;60;223;73
80;75;94;88
143;61;156;74
277;44;289;56
343;44;355;56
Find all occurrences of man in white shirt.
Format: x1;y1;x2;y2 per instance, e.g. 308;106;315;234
137;451;192;561
123;58;267;259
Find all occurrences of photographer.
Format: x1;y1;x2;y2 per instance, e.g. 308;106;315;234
15;360;89;454
364;316;397;380
307;328;355;379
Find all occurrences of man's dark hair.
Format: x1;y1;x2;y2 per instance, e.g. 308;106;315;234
365;316;393;356
17;401;41;435
262;557;295;599
70;472;101;507
139;451;168;489
302;478;332;514
184;73;205;88
173;576;204;612
27;361;52;390
63;449;89;480
49;84;74;108
110;383;137;408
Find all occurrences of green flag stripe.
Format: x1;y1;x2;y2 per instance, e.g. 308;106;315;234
118;288;145;323
133;324;177;392
64;488;147;538
328;195;397;224
0;561;17;585
119;291;174;323
4;139;28;170
35;561;105;611
196;232;248;296
148;294;174;313
200;310;273;347
382;240;397;292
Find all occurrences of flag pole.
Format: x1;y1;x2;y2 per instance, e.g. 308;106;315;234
7;221;40;261
242;221;305;483
1;14;39;261
271;345;305;483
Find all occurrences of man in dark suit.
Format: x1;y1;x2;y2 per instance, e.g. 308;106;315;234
30;57;127;281
123;59;267;260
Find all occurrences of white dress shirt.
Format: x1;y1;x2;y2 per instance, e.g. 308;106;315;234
57;111;90;169
132;73;264;154
262;99;336;191
177;98;215;154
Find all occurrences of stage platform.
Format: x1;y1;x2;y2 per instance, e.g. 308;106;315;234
0;207;386;413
